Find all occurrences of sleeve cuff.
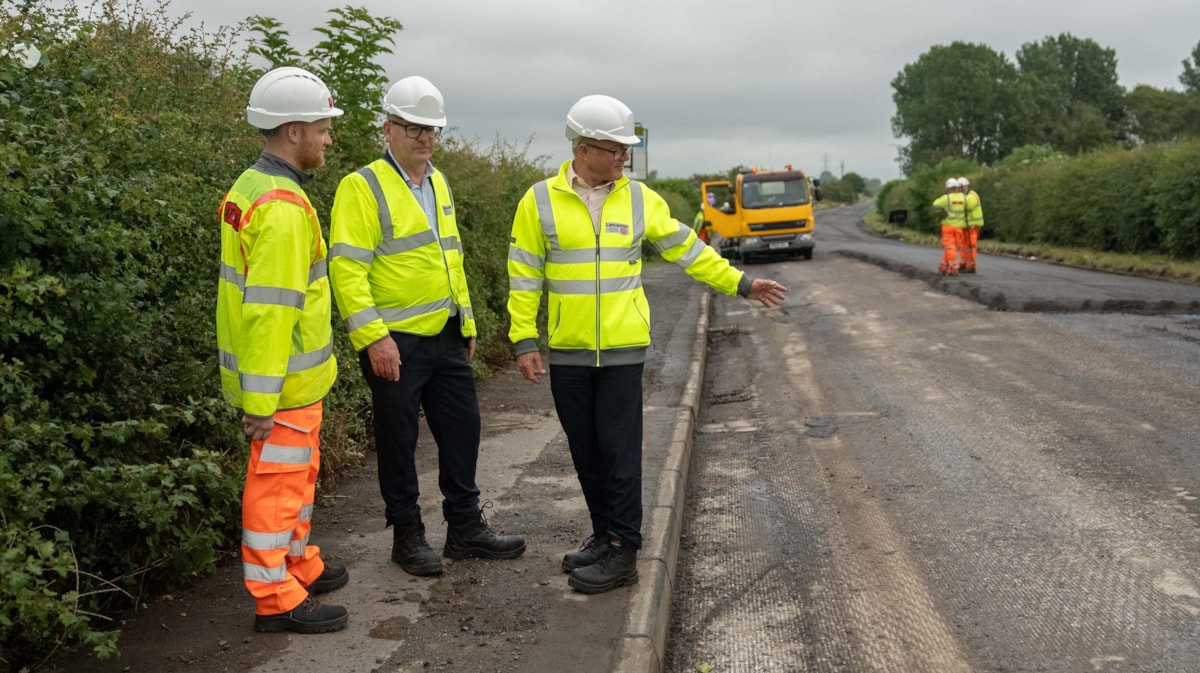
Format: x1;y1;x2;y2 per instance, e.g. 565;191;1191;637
514;338;539;357
736;274;753;298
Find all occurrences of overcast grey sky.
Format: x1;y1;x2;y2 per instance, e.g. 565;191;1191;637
162;0;1200;182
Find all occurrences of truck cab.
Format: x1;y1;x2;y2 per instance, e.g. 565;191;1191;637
701;166;819;262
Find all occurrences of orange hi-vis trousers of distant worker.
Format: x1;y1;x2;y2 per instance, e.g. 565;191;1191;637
961;227;980;271
940;226;965;275
242;401;327;616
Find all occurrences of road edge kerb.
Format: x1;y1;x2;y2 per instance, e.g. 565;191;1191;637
615;286;711;673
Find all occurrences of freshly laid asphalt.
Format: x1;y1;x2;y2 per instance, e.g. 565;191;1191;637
616;202;1200;673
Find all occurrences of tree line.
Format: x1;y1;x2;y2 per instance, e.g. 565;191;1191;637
893;34;1200;174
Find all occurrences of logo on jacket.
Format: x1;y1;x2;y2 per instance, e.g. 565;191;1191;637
605;222;629;236
442;204;452;215
223;202;243;230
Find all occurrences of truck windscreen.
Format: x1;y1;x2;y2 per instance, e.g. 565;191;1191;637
742;179;810;209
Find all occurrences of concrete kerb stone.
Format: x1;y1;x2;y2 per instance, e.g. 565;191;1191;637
614;287;712;673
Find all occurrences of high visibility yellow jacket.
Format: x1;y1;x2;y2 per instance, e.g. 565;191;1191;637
932;192;967;228
964;190;984;228
216;154;336;417
329;159;475;351
508;160;750;367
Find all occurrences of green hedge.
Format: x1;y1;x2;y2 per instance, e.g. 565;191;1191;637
895;141;1200;260
0;3;549;670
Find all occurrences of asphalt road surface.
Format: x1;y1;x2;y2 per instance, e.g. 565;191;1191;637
665;204;1200;673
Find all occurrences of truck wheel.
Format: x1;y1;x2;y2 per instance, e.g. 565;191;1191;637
801;249;813;260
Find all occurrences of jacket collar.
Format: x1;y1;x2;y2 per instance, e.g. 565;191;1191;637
550;159;628;193
253;152;310;185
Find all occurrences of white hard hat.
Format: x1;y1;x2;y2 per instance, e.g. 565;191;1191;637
945;178;959;189
958;176;970;186
246;67;344;130
565;94;638;144
383;76;447;127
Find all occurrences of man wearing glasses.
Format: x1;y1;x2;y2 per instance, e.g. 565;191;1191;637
329;76;525;578
507;94;788;594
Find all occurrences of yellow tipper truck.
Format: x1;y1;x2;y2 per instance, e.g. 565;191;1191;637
701;165;820;262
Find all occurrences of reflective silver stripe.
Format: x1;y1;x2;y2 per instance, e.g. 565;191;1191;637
330;242;374;264
240;372;284;394
676;238;707;267
308;259;327;285
299;503;313;521
547;247;639;264
220;263;245;290
358;167;393;240
288;532;309;557
260;443;313;464
629;182;645;242
441;235;462;253
547;248;594;264
378;298;453;323
244;561;288;583
510;276;543;291
461;306;474;320
655;223;692;252
218;349;238;371
509;247;545;269
548;276;641;295
345;306;383;332
288;342;332;373
533;181;559;249
243;286;304;309
377;229;437;256
242;529;294;551
603;247;641;263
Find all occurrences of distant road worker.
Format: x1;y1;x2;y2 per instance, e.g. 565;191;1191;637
959;176;984;273
931;178;967;276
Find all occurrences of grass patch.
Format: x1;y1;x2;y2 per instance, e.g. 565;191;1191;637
861;212;1200;285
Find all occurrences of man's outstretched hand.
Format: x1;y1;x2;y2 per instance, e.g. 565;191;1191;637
747;278;788;308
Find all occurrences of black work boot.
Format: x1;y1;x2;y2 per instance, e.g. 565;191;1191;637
254;597;348;634
391;518;444;576
306;561;349;595
567;539;638;594
562;532;611;573
443;504;526;560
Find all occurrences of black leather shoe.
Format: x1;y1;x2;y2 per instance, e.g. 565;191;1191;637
562;533;611;573
254;597;348;634
443;503;526;560
392;519;443;576
306;561;348;595
567;541;639;594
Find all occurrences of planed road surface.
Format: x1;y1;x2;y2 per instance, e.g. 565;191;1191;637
665;205;1200;673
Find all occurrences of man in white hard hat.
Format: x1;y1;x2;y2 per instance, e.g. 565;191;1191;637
931;177;967;276
329;76;525;578
507;94;788;594
217;66;349;634
959;176;984;273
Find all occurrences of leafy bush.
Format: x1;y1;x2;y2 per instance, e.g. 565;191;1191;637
887;139;1200;259
0;2;552;670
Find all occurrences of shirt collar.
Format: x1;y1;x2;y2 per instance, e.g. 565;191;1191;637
254;152;310;185
567;161;612;191
384;148;434;186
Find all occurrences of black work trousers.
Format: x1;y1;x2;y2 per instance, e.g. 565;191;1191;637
549;363;644;549
358;320;481;528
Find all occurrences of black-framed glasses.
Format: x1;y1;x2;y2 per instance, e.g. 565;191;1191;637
388;119;442;139
582;142;631;159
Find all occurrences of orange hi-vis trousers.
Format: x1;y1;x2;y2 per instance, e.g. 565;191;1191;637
940;226;965;274
962;227;980;270
242;401;326;616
